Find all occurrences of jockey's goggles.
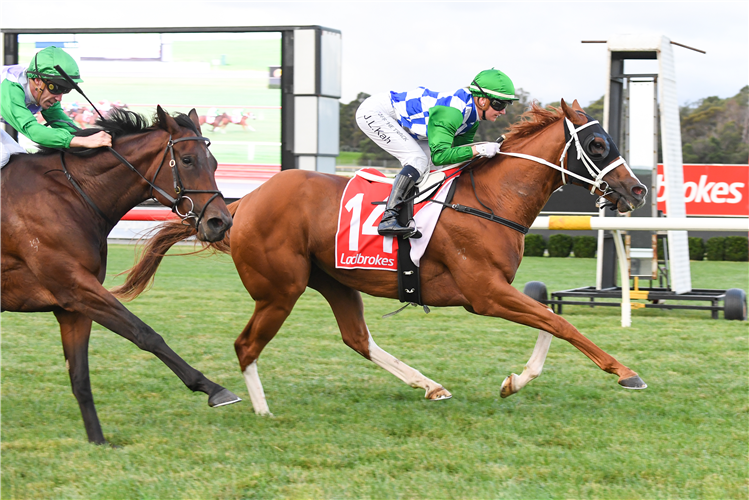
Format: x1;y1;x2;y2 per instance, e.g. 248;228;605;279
44;80;73;95
472;79;513;112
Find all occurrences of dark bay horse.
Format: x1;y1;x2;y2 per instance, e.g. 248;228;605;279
116;100;648;415
1;106;241;444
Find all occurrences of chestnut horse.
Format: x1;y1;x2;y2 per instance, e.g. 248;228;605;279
116;100;648;415
1;107;241;444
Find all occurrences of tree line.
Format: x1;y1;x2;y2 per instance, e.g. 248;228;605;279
340;86;748;165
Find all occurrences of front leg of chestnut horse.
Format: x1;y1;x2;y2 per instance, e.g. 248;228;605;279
54;309;106;444
478;282;646;391
52;276;240;408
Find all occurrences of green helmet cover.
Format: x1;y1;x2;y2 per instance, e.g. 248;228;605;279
27;46;82;85
468;69;517;101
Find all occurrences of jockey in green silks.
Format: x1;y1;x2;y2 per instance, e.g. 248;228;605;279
355;68;520;238
1;46;111;166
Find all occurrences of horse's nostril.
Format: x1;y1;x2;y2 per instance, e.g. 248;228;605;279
632;186;645;197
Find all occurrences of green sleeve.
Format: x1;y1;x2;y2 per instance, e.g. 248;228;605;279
452;121;479;147
0;80;74;148
41;103;79;134
427;105;474;166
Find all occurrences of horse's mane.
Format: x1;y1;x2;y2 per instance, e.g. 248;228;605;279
503;103;564;144
35;107;199;157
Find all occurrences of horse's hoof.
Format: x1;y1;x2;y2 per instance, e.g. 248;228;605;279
619;375;647;390
500;373;518;398
208;388;242;407
426;386;452;400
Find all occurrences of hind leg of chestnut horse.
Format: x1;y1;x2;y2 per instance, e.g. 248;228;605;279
308;266;451;401
54;309;106;444
500;329;553;398
467;280;646;391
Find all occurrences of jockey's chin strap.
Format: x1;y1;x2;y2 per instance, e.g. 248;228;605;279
497;118;627;205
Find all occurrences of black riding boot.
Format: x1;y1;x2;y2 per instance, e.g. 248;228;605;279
378;169;419;238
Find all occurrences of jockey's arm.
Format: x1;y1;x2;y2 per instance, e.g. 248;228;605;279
41;102;80;134
427;106;479;166
0;80;75;148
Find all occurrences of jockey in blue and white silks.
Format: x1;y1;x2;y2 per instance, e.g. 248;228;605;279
355;68;520;238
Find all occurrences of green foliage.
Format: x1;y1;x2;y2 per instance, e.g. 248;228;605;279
680;86;749;164
523;233;546;256
585;96;604;124
724;236;749;262
688;237;706;261
548;233;573;258
572;235;597;258
706;236;726;261
339;92;371;152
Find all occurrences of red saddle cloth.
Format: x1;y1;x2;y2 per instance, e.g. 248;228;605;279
335;168;458;271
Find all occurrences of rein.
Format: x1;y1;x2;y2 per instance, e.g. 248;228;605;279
57;133;222;228
414;116;631;233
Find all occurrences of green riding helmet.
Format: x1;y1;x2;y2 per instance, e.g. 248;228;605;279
468;69;518;102
26;46;82;91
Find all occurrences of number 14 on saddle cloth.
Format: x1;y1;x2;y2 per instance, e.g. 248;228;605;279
335;167;457;271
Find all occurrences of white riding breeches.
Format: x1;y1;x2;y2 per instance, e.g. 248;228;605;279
1;127;27;167
355;92;433;177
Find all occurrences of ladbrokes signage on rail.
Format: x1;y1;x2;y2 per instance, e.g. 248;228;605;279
657;164;749;217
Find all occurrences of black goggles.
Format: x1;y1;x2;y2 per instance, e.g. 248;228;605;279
44;80;73;95
472;79;512;112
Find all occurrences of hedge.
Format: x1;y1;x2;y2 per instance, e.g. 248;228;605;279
706;237;726;261
524;234;546;257
724;236;749;261
572;235;597;258
548;234;574;258
688;237;706;261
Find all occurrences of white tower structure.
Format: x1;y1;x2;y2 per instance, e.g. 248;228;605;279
602;34;692;294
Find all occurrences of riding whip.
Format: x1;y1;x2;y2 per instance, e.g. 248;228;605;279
54;64;106;122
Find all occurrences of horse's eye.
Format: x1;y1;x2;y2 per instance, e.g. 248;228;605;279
182;156;193;165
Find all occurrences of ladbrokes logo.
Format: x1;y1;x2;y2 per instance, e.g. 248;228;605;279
657;164;749;216
339;253;395;267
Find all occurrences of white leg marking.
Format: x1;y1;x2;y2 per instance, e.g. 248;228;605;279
502;317;554;398
242;361;272;416
514;329;553;390
367;331;450;399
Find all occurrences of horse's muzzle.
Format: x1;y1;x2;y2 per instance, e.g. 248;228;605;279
198;212;233;242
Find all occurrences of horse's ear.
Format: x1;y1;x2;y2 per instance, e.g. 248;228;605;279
156;105;180;134
561;99;586;126
571;99;584;111
187;108;203;135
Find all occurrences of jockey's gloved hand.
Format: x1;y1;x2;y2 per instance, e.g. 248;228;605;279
476;142;500;158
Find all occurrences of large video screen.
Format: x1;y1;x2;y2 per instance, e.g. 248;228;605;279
16;32;282;198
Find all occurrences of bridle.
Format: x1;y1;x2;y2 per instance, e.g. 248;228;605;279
60;132;223;228
148;134;223;225
418;112;642;233
496;115;637;208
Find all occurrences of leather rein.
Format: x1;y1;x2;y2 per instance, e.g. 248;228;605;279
59;134;223;228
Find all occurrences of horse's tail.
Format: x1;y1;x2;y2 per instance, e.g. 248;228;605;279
111;200;241;301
